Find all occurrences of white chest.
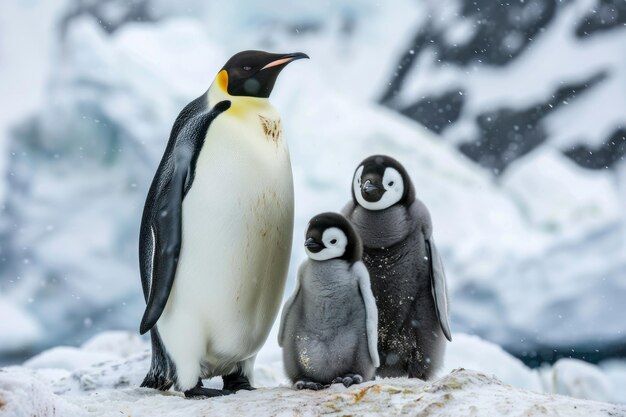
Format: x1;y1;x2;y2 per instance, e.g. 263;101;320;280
159;102;294;364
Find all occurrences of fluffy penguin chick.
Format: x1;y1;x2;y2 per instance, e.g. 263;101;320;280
138;50;308;398
343;155;452;380
278;212;379;390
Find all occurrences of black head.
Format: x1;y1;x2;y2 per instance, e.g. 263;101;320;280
304;212;362;263
217;50;309;98
351;155;415;211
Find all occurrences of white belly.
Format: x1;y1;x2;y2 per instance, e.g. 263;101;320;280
158;108;294;372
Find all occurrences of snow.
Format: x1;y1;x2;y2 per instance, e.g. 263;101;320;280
23;347;119;373
1;332;625;416
0;368;86;417
501;148;621;238
600;360;626;404
0;298;42;353
541;358;615;402
81;331;146;359
443;333;543;392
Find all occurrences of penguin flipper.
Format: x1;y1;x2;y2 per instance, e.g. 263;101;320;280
426;237;452;341
352;261;380;368
139;100;231;335
278;263;305;347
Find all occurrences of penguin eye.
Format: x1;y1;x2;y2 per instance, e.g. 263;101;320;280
388;181;395;186
243;66;252;71
330;239;337;245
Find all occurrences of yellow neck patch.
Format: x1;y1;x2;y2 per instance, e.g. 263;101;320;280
216;70;229;93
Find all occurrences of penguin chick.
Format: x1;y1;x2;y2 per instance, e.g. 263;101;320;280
278;212;379;390
343;155;452;380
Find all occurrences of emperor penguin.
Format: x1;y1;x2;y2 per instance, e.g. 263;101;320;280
278;212;379;390
343;155;452;380
138;50;308;398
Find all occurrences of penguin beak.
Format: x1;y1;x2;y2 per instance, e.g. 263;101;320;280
361;179;385;202
304;237;324;253
261;52;309;71
362;180;380;194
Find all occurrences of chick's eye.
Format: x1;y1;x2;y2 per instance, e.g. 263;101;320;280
388;181;395;186
243;66;252;71
330;239;337;244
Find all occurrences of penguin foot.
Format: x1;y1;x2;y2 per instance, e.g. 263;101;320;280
333;374;363;388
222;372;255;392
184;380;232;398
294;380;325;391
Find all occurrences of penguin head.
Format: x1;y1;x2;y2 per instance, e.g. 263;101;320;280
304;212;362;263
351;155;415;211
216;50;309;98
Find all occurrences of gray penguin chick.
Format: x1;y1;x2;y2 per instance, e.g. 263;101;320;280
278;212;379;390
343;155;452;380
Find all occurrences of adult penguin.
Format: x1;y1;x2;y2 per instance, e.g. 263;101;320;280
138;50;308;398
343;155;452;380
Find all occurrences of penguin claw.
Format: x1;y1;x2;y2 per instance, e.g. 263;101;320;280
294;380;325;391
341;374;363;388
222;372;255;392
184;387;232;398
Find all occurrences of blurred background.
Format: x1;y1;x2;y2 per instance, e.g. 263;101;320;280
0;0;624;381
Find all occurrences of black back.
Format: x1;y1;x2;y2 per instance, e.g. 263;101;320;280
138;94;231;335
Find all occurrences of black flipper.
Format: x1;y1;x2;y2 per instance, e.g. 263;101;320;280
425;237;452;341
139;98;231;335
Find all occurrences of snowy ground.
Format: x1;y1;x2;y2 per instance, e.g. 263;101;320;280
1;331;624;417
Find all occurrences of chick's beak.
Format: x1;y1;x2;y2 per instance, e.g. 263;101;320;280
304;237;323;253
